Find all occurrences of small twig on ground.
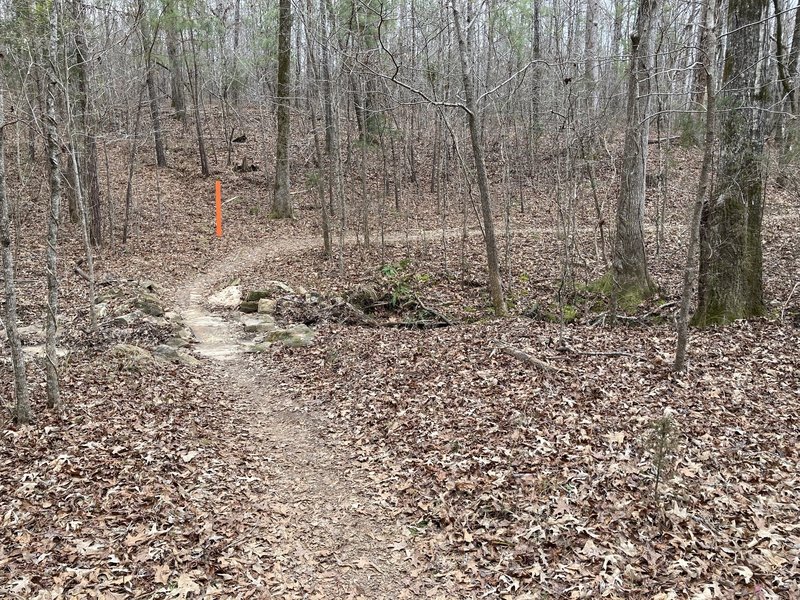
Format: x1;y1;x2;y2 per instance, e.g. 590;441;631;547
413;293;452;326
73;262;91;283
497;344;569;375
642;301;677;319
553;346;646;360
590;301;677;326
782;281;799;321
73;261;124;286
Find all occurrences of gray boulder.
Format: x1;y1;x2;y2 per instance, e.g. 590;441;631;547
135;292;165;317
257;298;277;314
268;324;315;348
153;344;201;366
241;314;277;333
110;343;152;369
209;285;242;308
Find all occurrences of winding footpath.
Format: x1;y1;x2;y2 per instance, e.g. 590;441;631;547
175;240;411;597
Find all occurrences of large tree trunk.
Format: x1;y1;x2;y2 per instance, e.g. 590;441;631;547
608;0;660;308
0;86;31;423
231;0;243;106
452;1;506;316
694;0;768;325
45;0;62;410
272;0;293;218
318;0;335;257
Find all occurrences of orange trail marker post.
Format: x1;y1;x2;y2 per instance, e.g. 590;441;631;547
215;180;222;238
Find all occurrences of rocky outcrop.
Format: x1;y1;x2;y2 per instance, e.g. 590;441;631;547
266;324;314;348
110;343;153;370
134;292;165;317
241;314;277;333
208;285;242;308
153;344;201;366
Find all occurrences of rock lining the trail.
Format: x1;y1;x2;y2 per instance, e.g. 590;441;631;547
208;284;242;308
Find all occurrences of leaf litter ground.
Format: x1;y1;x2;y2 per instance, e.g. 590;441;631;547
1;123;799;598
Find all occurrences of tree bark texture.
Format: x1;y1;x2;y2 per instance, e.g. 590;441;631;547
45;0;62;409
273;0;293;218
73;0;103;245
452;2;506;316
675;0;716;371
164;0;186;120
610;0;660;307
0;84;31;423
694;0;768;325
140;7;167;168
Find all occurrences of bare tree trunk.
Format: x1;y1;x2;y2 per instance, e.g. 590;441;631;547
319;0;338;258
231;0;242;106
73;0;102;246
45;0;62;410
773;0;793;107
140;6;167;168
187;27;209;177
789;3;800;113
531;0;542;133
0;86;31;423
584;0;599;113
272;0;293;218
164;0;186;121
608;0;660;308
694;0;768;325
66;144;98;329
306;0;332;257
123;83;146;244
452;1;507;316
675;0;716;371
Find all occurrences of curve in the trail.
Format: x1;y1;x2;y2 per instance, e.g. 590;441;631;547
173;239;413;597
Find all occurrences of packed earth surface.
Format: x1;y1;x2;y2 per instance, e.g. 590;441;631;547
1;116;799;599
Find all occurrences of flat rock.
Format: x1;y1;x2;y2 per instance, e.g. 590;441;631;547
242;342;272;354
153;344;201;366
241;314;277;333
111;311;141;328
110;343;152;369
165;336;191;349
95;302;109;320
17;324;45;344
135;292;165;317
208;285;242;308
22;345;70;360
258;298;277;314
239;300;259;313
268;323;314;348
173;326;195;342
245;281;295;302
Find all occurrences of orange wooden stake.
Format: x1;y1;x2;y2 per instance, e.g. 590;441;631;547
215;180;222;238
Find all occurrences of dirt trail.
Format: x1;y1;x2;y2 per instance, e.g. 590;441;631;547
170;207;797;595
176;240;411;597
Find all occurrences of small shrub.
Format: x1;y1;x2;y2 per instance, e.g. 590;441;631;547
645;410;680;506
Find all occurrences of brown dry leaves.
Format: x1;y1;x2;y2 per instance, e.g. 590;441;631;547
276;315;799;598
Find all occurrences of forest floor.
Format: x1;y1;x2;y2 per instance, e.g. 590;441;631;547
1;121;799;598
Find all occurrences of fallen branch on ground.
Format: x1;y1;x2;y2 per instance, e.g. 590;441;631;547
497;344;569;374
